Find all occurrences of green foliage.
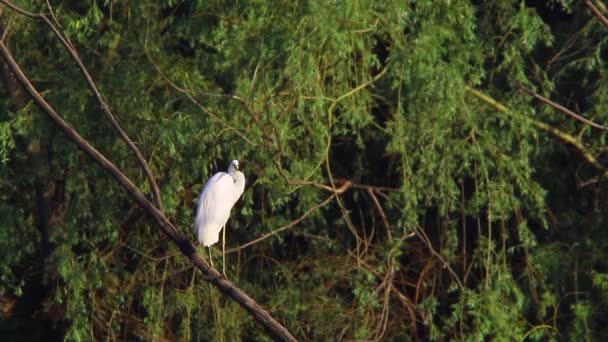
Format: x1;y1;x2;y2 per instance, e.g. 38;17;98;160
1;0;608;340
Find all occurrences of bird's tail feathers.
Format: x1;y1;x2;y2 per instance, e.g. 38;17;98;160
197;223;220;246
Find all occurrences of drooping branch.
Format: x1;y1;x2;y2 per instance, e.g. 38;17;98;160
0;0;163;209
0;40;297;342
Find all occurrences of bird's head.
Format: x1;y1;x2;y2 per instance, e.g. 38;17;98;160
228;159;240;173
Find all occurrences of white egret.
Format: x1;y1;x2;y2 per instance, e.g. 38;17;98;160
195;160;245;274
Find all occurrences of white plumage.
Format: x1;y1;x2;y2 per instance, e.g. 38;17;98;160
195;160;245;246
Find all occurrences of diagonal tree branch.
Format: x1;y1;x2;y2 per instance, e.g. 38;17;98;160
466;86;606;170
0;0;163;209
0;40;296;342
517;84;608;187
519;84;608;131
585;0;608;26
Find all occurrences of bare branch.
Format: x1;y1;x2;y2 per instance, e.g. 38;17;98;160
228;193;336;253
414;224;464;290
228;180;351;253
0;39;296;342
466;86;606;170
0;0;164;209
519;84;608;131
366;188;392;240
0;0;38;17
585;0;608;26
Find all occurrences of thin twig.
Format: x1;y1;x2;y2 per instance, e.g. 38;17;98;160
414;224;464;291
351;183;399;192
328;65;389;114
367;188;392;240
45;1;65;33
325;159;365;266
322;67;389;243
227;180;351;253
117;241;179;262
285;177;397;195
285;179;335;192
141;26;257;147
367;188;461;290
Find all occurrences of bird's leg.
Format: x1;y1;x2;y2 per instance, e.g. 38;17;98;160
208;246;214;267
222;224;226;277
